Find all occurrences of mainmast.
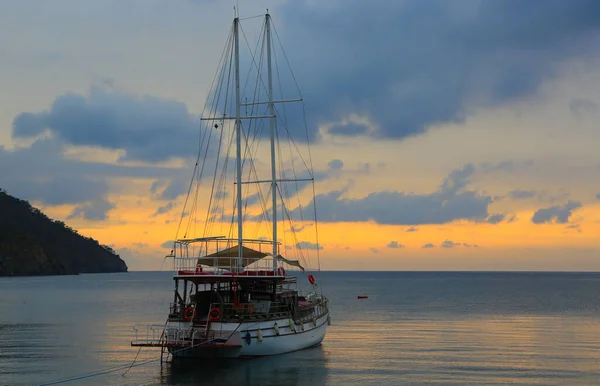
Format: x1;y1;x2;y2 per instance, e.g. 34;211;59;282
234;17;243;271
266;12;278;269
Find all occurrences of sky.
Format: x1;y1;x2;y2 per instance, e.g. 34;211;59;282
2;0;600;271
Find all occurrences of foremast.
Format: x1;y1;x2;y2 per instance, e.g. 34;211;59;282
234;16;243;272
266;12;278;270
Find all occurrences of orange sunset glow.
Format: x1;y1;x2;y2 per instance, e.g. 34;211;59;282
2;1;600;271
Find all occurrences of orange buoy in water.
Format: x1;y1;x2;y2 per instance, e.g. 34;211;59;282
357;296;368;299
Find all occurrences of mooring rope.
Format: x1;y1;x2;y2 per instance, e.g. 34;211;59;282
38;325;243;386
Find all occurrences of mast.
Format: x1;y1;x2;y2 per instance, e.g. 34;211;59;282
266;12;278;270
234;16;243;271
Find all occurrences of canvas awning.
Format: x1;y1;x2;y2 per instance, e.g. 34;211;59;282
275;255;305;271
196;245;268;267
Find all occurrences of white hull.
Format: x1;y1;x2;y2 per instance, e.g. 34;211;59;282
167;312;329;358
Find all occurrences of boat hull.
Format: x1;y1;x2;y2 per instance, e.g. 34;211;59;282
168;312;329;358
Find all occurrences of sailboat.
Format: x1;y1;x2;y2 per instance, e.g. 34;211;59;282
132;11;330;359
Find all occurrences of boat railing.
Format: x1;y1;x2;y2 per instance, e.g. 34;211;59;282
131;324;215;347
215;302;292;321
174;256;289;276
131;324;166;346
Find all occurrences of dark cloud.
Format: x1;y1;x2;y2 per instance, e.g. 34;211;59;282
296;241;322;250
327;159;344;170
405;226;418;232
291;164;492;225
441;240;460;249
480;159;534;174
328;123;368;136
596;193;600;200
422;243;435;249
509;189;537;200
531;201;582;224
370;247;379;253
67;199;115;221
153;202;176;216
462;243;479;248
161;240;175;249
279;0;600;139
386;241;404;249
570;98;599;115
486;213;506;224
0;138;187;220
12;86;202;162
151;176;191;200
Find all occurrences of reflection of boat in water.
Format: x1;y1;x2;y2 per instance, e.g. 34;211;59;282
164;345;329;385
131;11;330;360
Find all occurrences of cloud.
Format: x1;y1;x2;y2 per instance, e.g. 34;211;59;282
441;240;461;249
161;240;175;249
422;243;435;249
570;98;599;115
486;213;506;224
67;199;115;221
150;175;191;200
405;226;418;232
280;0;600;139
509;189;537;200
370;247;379;253
12;86;202;162
387;241;405;249
327;159;344;170
531;201;582;224
462;243;480;248
596;193;600;200
153;202;176;216
291;164;492;225
0;137;188;217
296;241;323;250
328;123;369;136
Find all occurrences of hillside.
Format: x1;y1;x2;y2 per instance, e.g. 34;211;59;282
0;189;128;276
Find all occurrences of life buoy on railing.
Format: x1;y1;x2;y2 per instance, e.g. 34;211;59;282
277;266;286;277
195;264;203;274
209;307;221;321
308;274;316;285
184;306;196;322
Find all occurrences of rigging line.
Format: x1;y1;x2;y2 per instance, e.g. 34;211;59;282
206;30;236;240
239;22;266;105
272;44;308;250
241;120;270;235
271;38;304;267
198;24;235;241
278;183;309;270
270;20;303;97
239;13;265;21
241;25;268;240
311;179;322;273
202;33;234;239
270;43;312;178
174;26;234;247
39;324;244;386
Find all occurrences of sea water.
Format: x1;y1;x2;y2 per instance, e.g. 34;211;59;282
2;271;600;385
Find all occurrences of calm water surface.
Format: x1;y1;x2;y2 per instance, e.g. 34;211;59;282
2;271;600;385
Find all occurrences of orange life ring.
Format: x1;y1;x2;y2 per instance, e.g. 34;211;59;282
308;274;316;285
184;306;196;321
209;307;221;321
277;266;286;276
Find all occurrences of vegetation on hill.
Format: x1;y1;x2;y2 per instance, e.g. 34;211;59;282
0;189;128;276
